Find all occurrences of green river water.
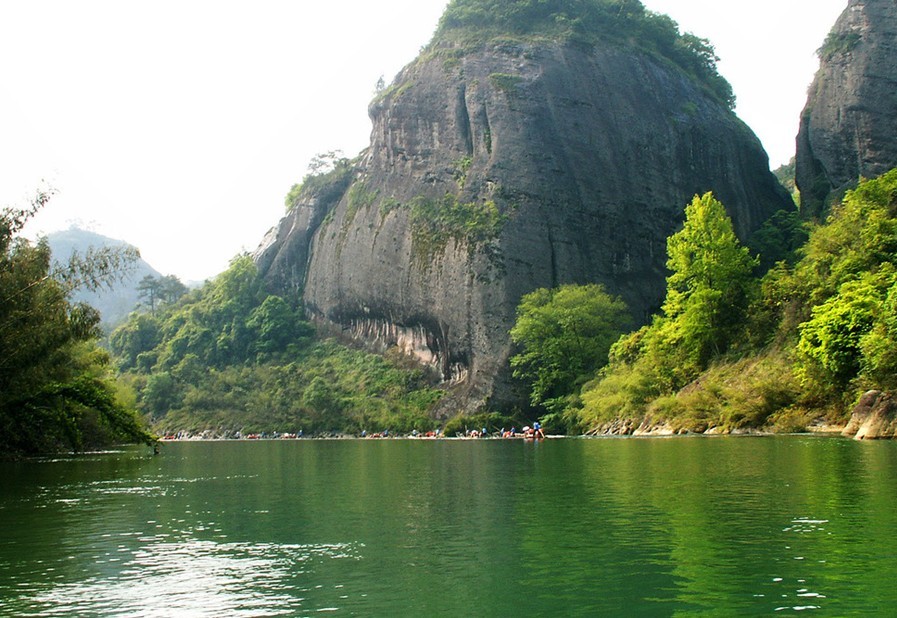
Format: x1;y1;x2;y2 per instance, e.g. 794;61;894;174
1;436;896;616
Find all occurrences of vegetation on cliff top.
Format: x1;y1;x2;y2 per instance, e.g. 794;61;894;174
284;151;353;212
432;0;734;109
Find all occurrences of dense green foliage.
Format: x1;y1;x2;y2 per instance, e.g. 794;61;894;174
548;171;897;434
134;342;443;436
112;255;306;373
510;283;630;414
748;209;807;272
573;193;757;428
110;255;443;435
0;192;152;456
789;171;897;399
434;0;734;108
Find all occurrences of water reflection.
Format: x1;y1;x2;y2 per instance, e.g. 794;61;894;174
2;438;897;616
508;436;897;615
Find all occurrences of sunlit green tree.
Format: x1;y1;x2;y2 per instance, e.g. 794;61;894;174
860;276;897;390
578;193;758;425
656;192;758;378
510;283;630;413
797;275;882;394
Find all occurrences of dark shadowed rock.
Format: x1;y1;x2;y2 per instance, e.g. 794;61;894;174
796;0;897;219
256;14;792;414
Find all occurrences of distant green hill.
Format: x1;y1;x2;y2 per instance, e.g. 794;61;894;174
47;228;162;328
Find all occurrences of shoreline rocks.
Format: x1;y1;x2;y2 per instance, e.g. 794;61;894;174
843;390;897;440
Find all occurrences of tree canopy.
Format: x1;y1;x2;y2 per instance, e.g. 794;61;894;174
0;191;152;455
136;274;188;315
433;0;734;108
510;283;630;414
660;192;759;371
110;255;443;435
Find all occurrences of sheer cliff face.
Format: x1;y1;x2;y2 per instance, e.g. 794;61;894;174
257;40;791;412
797;0;897;218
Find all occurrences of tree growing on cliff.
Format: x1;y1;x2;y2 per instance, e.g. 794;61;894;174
285;151;352;210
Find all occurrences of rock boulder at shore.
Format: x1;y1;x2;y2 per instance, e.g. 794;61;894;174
843;390;897;440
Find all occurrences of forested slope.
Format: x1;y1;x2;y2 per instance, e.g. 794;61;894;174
514;171;897;435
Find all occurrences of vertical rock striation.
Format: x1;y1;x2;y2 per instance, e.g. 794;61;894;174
257;17;792;414
796;0;897;218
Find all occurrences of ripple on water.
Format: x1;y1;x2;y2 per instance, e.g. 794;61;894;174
33;474;263;508
764;516;834;614
783;518;830;534
12;540;362;617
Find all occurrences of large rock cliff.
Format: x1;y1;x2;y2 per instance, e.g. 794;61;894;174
256;6;792;414
796;0;897;218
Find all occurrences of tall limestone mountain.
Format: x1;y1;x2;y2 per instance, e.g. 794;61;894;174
255;0;792;414
796;0;897;218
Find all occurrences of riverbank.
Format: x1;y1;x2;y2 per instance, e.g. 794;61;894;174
159;393;897;443
157;432;559;442
588;417;848;438
155;428;849;442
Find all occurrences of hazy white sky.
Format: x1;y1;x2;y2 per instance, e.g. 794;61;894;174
1;0;847;282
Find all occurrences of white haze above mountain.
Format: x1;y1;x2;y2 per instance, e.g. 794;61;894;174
0;0;845;281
